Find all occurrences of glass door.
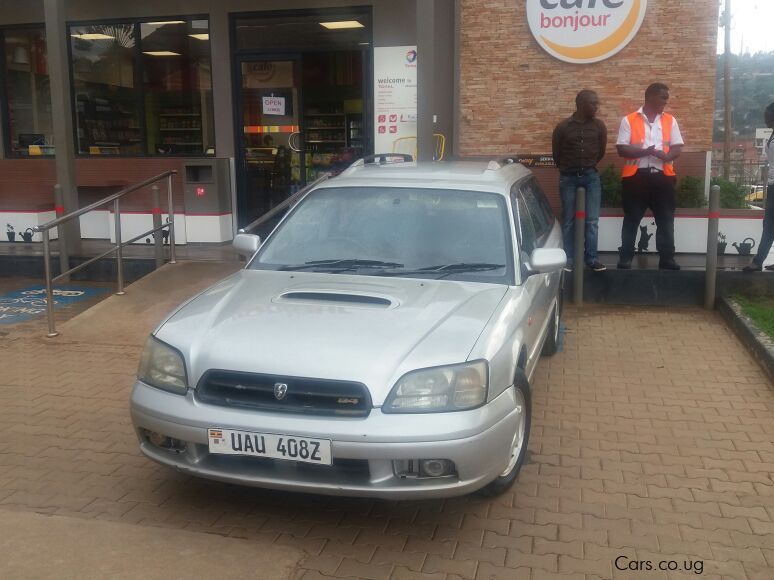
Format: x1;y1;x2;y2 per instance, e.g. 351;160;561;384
237;57;304;228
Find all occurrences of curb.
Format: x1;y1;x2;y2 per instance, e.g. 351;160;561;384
718;295;774;383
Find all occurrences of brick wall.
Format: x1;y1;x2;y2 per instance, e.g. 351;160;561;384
459;0;719;210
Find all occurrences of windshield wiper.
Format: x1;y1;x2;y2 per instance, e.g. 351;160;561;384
279;259;404;271
377;262;505;278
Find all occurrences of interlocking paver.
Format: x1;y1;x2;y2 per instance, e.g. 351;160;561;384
2;301;774;578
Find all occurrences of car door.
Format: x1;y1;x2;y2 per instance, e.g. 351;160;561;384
519;177;562;350
509;184;544;378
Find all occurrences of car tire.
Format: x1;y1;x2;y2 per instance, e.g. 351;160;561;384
478;372;531;497
541;295;562;356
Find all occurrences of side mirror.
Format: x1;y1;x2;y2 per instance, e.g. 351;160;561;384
528;248;566;274
233;233;261;258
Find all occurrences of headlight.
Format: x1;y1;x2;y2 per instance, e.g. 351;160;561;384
382;361;488;413
137;335;188;395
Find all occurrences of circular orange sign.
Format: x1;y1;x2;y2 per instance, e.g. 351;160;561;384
526;0;648;64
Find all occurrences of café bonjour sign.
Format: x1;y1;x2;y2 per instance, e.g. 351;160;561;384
526;0;648;64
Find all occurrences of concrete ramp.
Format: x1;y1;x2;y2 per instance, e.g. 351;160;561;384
59;261;242;345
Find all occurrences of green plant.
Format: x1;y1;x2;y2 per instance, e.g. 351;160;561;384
600;165;622;208
676;176;706;208
710;176;749;209
733;294;774;340
718;231;726;243
6;223;13;233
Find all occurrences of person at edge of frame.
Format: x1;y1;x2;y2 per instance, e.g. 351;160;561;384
742;101;774;272
551;89;608;273
616;82;684;270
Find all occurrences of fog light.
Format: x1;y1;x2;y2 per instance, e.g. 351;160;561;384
420;459;454;478
143;429;186;453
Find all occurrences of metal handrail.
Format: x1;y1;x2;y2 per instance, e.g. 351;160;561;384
33;170;178;337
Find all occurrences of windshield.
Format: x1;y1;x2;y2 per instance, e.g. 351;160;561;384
251;186;514;283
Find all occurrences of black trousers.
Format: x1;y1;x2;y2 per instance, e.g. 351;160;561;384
620;170;676;261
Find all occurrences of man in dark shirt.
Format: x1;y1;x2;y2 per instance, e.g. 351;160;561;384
552;90;608;272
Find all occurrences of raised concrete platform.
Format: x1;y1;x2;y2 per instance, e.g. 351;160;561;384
0;239;240;282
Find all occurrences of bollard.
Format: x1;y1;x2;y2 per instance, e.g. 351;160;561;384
704;184;721;309
53;184;70;283
151;185;163;268
573;187;586;306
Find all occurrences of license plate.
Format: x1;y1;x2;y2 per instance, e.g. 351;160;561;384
208;428;332;465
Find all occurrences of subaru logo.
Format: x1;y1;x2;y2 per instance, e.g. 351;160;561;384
273;383;288;400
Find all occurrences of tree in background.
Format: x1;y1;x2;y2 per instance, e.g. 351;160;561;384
676;176;707;208
600;165;622;208
711;176;749;208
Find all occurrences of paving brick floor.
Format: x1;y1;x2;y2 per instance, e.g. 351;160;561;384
1;303;773;579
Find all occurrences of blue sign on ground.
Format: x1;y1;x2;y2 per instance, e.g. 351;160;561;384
0;285;109;325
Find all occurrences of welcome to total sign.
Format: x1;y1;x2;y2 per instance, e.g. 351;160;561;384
526;0;648;64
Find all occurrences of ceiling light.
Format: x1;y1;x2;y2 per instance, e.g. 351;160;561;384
320;21;364;30
71;33;115;40
189;34;210;41
358;42;370;46
143;51;181;57
145;21;186;26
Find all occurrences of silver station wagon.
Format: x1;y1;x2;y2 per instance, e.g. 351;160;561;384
130;156;566;498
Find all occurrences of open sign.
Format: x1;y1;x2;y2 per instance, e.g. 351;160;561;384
262;96;286;116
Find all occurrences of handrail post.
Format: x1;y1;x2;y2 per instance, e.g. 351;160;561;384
42;229;58;337
114;198;125;295
705;184;721;309
54;184;70;283
151;185;163;269
573;187;585;306
167;173;176;264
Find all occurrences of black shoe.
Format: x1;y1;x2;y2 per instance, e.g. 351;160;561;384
587;261;607;272
563;260;573;273
659;259;681;270
617;260;631;269
743;263;762;273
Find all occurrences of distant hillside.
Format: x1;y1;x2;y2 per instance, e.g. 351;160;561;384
714;52;774;141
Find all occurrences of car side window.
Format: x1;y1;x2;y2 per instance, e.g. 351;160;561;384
520;181;550;246
529;178;556;228
510;188;536;257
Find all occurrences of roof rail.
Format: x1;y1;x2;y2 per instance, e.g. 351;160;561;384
485;157;518;171
347;153;414;169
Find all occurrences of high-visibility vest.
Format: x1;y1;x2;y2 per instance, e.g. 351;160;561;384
621;112;676;178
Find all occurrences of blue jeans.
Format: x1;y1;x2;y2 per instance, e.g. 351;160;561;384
753;183;774;266
559;169;601;265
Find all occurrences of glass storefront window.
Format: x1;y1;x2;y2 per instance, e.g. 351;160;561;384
2;27;54;157
140;19;214;156
69;17;214;157
235;11;371;52
71;23;141;156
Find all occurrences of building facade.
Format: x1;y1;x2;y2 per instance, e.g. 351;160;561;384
0;0;722;248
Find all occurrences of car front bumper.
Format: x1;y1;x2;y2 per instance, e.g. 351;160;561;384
130;381;522;499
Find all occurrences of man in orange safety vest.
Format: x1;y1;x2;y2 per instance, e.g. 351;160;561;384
616;83;684;270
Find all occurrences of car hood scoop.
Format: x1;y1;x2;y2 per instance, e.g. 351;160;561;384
277;291;394;308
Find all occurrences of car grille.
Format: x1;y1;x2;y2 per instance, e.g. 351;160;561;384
196;370;372;417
